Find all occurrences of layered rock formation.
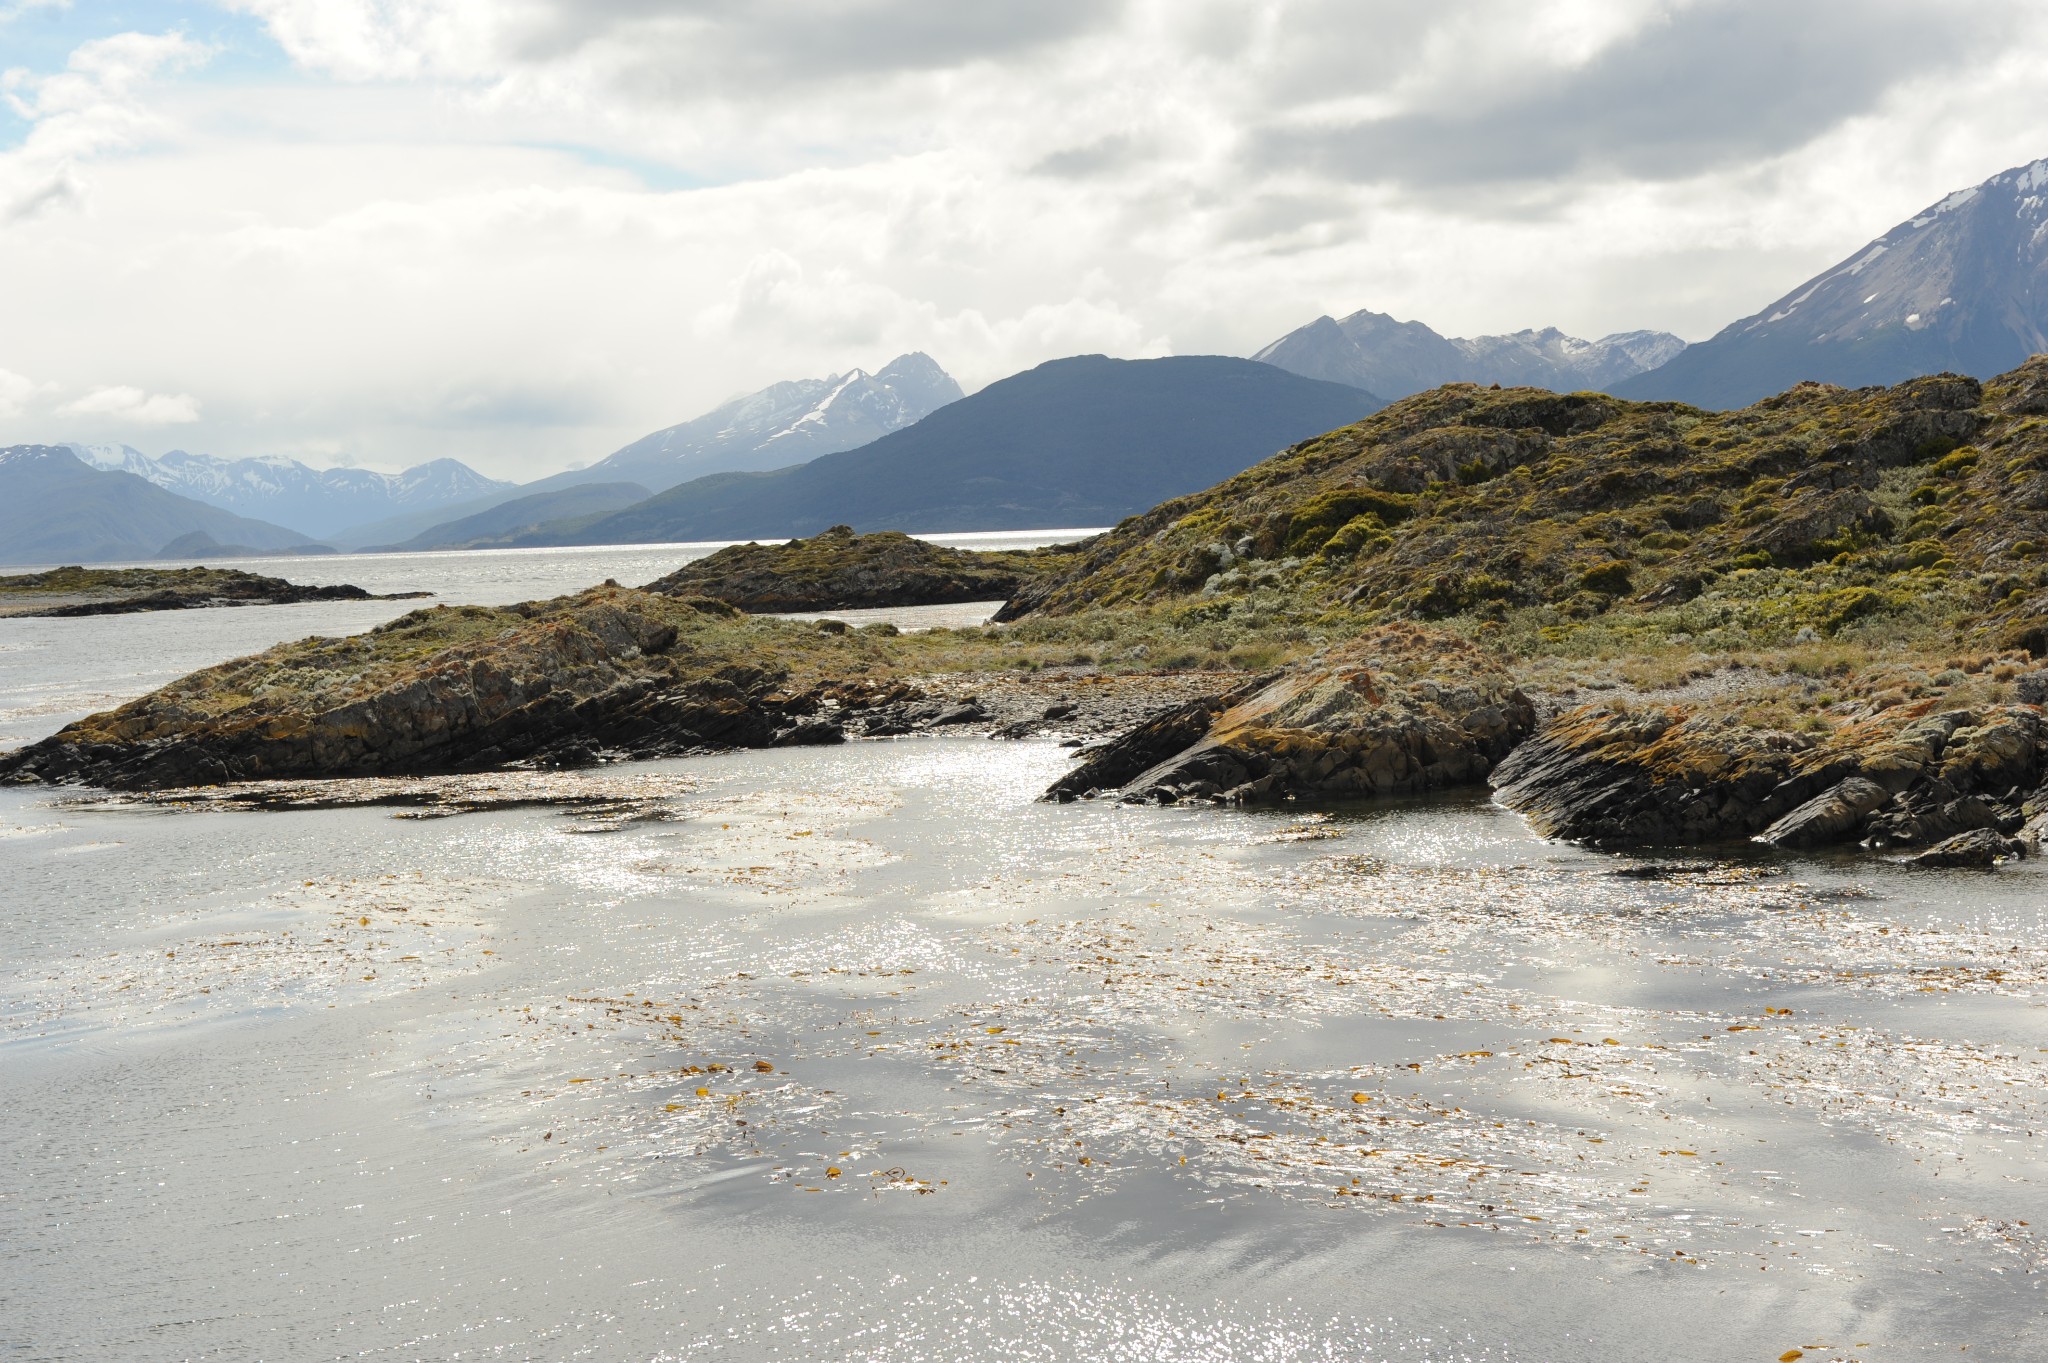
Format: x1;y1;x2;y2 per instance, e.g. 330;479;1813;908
1491;697;2046;853
1047;625;1533;805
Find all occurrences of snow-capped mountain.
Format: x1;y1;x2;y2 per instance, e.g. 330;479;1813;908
2;445;317;566
1615;155;2048;408
1251;309;1686;400
529;352;964;496
62;445;512;539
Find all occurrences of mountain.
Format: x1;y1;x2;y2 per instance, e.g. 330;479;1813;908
341;352;965;551
507;355;1385;545
65;444;511;538
1615;156;2048;408
525;352;964;496
371;482;652;551
1253;309;1686;399
0;446;320;566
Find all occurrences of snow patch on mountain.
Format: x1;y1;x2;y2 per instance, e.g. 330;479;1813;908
555;351;964;491
62;445;510;539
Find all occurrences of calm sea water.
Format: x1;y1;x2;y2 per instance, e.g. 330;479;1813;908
2;545;2044;1361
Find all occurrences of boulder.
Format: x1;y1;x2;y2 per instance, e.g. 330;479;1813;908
1901;827;2023;869
1045;625;1533;807
1757;776;1892;848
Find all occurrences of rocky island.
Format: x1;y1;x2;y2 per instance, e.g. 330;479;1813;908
640;524;1077;611
0;565;428;618
9;361;2048;865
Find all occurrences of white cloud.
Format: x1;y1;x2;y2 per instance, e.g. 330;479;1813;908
0;29;207;221
4;3;2048;479
0;366;40;418
58;386;202;425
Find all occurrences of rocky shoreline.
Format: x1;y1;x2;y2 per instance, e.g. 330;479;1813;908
10;364;2048;869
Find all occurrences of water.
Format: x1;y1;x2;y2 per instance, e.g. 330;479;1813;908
2;548;2045;1361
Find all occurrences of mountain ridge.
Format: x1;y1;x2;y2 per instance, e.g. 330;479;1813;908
0;446;320;567
1614;155;2048;407
1253;309;1685;399
66;444;510;539
493;355;1386;545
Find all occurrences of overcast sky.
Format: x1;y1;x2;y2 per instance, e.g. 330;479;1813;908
2;0;2045;479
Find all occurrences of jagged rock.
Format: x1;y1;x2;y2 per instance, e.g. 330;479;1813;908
1901;827;2023;868
1045;625;1532;807
1493;698;2047;849
771;718;845;747
2021;810;2048;852
1045;687;1262;801
1757;777;1892;848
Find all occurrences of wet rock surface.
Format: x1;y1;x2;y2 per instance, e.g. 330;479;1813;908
1492;697;2047;852
1046;624;1534;806
1901;827;2024;868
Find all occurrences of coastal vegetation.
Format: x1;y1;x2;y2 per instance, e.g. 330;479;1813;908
8;362;2048;860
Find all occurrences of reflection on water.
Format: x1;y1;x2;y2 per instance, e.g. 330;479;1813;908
3;739;2044;1361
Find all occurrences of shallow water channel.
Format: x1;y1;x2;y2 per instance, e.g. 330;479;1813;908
2;547;2044;1361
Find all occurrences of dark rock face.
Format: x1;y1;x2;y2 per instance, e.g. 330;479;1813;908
1491;700;2047;851
1758;777;1893;848
1902;827;2024;868
642;525;1062;612
1046;626;1534;806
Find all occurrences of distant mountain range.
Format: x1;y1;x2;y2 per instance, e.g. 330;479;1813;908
1614;155;2048;407
0;446;318;566
531;352;961;492
438;355;1383;546
1253;310;1686;399
341;353;963;550
66;444;510;539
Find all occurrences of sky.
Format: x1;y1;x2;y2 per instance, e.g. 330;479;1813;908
2;0;2045;481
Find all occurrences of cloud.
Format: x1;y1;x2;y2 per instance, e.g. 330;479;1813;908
1247;0;2018;189
58;386;202;425
0;366;40;418
234;0;1120;88
7;3;2048;479
0;28;207;221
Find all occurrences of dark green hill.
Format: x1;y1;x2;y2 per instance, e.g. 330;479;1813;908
376;482;652;551
524;355;1384;543
1001;362;2048;657
0;446;318;567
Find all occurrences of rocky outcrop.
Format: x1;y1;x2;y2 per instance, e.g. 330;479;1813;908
0;588;816;789
0;565;425;618
1046;625;1533;805
1902;828;2024;868
1757;776;1892;848
643;525;1072;612
1491;697;2046;851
